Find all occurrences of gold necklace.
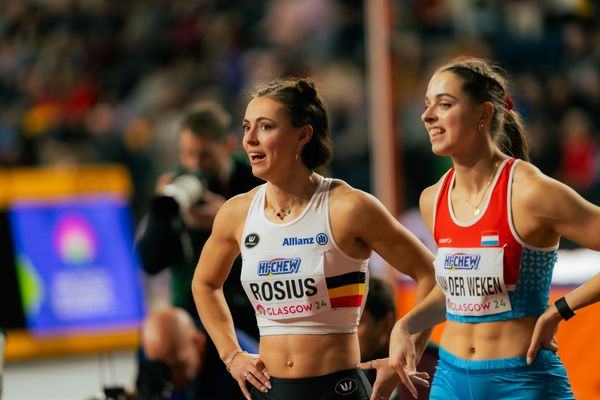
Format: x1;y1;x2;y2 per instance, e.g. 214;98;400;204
266;193;305;221
266;176;317;221
266;200;293;220
462;161;500;216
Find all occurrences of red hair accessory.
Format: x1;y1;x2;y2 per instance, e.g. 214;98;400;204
505;96;515;111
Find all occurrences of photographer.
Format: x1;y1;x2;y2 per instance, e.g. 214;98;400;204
137;102;261;400
136;100;262;338
136;307;258;400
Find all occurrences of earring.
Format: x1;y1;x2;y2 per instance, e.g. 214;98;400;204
295;152;299;161
478;123;484;134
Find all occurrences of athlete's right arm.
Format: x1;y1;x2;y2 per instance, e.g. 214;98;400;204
191;192;271;398
376;184;445;397
192;195;245;360
395;182;448;332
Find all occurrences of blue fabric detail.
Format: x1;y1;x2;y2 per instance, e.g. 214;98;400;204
448;248;557;322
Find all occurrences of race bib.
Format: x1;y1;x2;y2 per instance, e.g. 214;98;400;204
434;247;511;316
241;251;331;320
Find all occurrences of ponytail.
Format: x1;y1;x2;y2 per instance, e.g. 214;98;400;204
499;109;529;162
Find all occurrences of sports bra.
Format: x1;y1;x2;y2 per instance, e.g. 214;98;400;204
240;176;369;335
433;158;557;322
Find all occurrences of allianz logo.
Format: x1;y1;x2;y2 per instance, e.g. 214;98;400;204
282;232;329;246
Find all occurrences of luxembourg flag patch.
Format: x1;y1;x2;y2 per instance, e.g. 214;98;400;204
481;230;499;246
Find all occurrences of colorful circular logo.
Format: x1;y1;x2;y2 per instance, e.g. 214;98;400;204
53;213;97;265
256;304;266;315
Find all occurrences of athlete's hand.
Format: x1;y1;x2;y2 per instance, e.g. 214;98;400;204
527;303;562;365
388;320;421;398
228;352;271;399
359;358;429;400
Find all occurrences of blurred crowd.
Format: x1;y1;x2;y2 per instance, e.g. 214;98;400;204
0;0;598;228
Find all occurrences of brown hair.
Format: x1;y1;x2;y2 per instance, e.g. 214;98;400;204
438;56;529;161
181;100;231;142
253;77;333;169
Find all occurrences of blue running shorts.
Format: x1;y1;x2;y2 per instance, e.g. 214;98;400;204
430;348;574;400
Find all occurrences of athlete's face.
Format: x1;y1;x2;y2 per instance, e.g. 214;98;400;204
421;71;483;157
242;96;306;181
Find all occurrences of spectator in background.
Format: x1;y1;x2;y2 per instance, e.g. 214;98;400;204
137;307;207;399
135;100;262;339
557;108;598;198
2;1;599;222
359;276;438;400
137;102;259;399
136;307;258;400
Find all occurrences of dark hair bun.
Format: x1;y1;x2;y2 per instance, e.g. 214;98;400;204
296;79;317;101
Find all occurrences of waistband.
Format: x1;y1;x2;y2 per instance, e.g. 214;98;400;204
438;347;557;374
268;367;365;385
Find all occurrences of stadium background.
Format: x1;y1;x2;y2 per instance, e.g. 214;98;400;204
1;1;599;399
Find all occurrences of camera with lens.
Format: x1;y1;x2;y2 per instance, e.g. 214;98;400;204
162;174;205;211
135;360;173;400
152;171;207;218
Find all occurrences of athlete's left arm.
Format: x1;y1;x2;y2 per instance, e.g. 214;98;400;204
334;186;436;397
515;165;600;251
522;169;600;363
345;190;436;292
329;183;436;296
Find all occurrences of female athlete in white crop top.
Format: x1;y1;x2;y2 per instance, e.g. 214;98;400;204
191;78;436;400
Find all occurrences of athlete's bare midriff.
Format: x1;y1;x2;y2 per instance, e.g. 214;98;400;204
259;333;360;378
440;316;537;360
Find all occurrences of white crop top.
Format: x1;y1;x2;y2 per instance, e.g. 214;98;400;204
240;176;369;336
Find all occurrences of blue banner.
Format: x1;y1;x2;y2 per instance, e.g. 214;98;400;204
9;196;145;336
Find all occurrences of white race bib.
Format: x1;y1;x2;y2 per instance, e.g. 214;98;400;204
434;247;511;316
241;251;331;320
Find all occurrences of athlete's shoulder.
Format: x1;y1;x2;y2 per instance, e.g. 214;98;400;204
511;160;554;199
511;159;576;213
329;178;379;211
329;178;354;195
216;185;262;223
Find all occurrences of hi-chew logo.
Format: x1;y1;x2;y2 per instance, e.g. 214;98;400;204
444;253;481;270
257;257;301;276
